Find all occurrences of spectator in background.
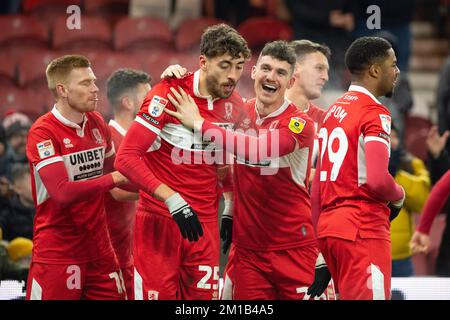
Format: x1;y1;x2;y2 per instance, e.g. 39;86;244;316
0;163;35;242
0;125;7;177
283;0;354;89
129;0;213;30
411;126;450;276
0;233;29;284
436;56;450;155
2;113;31;180
376;31;414;140
352;0;415;73
7;237;33;269
389;125;430;277
213;0;272;27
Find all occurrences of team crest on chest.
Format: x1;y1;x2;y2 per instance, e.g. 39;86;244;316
149;95;168;117
269;120;279;131
92;128;103;144
240;118;251;129
63;137;74;148
224;102;233;120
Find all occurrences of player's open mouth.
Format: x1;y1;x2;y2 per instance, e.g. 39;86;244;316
223;84;234;93
262;83;277;93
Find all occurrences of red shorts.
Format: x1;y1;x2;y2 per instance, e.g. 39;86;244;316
26;254;126;300
318;236;391;300
220;244;236;300
233;245;318;300
133;212;220;300
121;264;134;300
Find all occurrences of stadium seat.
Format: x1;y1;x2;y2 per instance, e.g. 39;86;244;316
0;52;17;86
84;0;130;26
143;50;192;84
88;51;143;90
174;17;224;52
22;0;82;29
0;87;47;120
52;16;112;50
17;50;59;88
0;15;49;61
114;17;173;53
237;17;293;52
404;115;433;162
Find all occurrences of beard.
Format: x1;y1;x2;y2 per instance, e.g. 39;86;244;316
205;75;235;99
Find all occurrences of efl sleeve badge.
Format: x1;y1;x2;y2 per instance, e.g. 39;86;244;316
288;117;306;134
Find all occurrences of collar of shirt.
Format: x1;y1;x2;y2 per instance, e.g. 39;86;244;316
348;84;382;105
51;105;88;137
255;98;290;126
193;70;219;110
108;119;127;137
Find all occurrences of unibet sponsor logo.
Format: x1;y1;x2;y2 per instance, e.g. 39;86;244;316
63;147;105;181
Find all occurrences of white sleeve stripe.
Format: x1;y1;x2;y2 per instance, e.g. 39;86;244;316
364;136;389;147
135;116;161;135
105;143;115;158
36;156;64;171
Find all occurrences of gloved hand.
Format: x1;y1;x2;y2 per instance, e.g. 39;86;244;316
388;186;405;222
220;199;233;254
388;202;402;221
165;193;203;242
307;253;331;298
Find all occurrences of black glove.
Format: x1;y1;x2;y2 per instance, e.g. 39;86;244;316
388;202;402;222
165;193;203;242
388;186;405;222
220;199;233;254
307;253;331;298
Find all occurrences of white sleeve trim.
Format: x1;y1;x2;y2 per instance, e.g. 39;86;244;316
105;142;115;158
36;156;64;171
364;136;389;147
135;116;161;135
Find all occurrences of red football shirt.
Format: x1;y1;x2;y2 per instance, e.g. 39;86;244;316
26;107;116;264
316;85;393;241
104;120;136;268
306;102;326;164
125;71;245;222
232;98;316;250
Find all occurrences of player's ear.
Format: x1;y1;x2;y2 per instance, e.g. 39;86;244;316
251;65;257;80
56;83;68;98
287;74;295;90
121;96;132;111
199;55;207;71
368;64;380;79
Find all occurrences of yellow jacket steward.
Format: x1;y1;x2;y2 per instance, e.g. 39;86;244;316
390;158;430;260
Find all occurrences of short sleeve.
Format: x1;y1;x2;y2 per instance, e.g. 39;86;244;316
26;126;63;171
360;104;391;146
280;114;315;149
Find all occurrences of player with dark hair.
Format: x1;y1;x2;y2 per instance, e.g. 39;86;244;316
104;68;151;299
115;23;251;300
310;37;405;299
166;40;319;299
25;55;129;300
